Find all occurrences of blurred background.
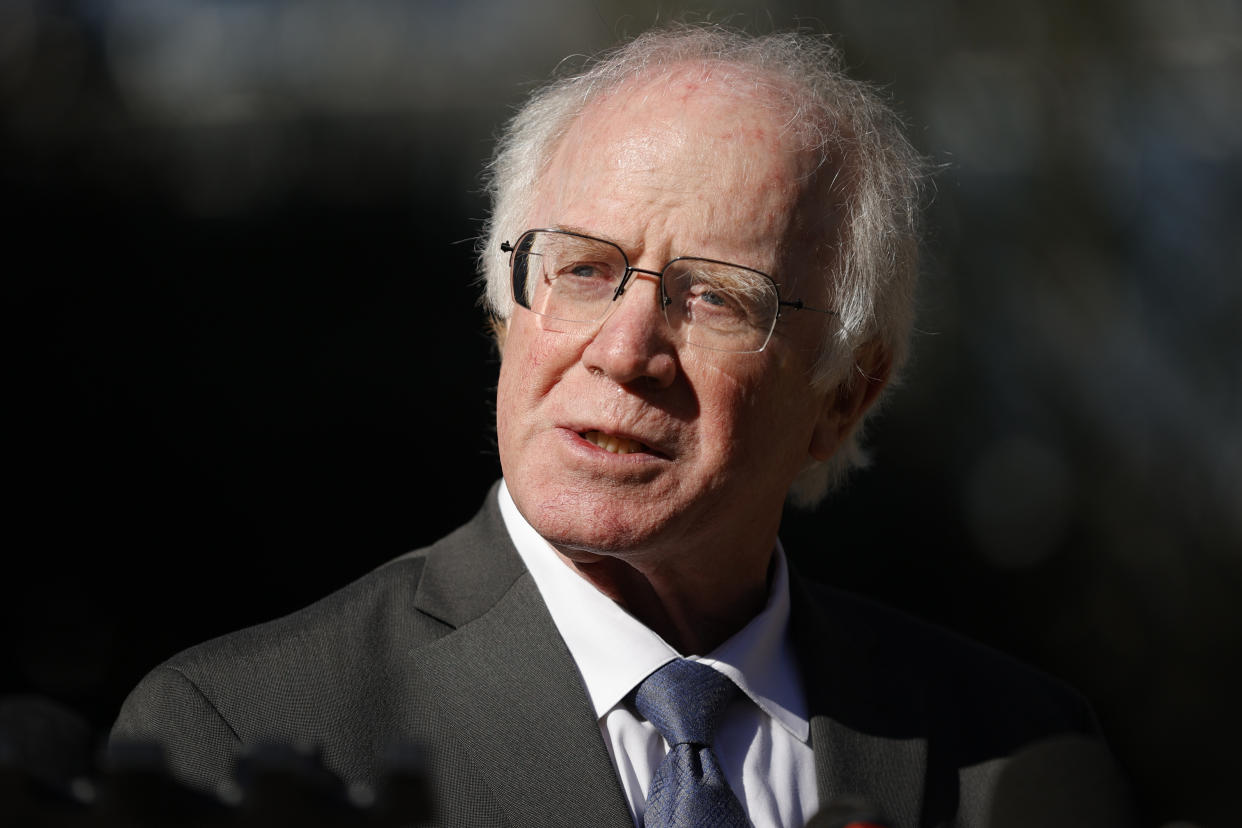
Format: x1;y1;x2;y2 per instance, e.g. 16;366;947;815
3;0;1239;825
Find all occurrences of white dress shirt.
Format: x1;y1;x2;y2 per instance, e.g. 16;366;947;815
497;480;819;827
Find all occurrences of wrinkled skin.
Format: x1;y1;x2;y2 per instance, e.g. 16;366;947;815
495;65;878;651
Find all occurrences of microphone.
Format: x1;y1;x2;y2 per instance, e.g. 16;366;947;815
93;738;230;826
806;794;892;828
0;693;96;822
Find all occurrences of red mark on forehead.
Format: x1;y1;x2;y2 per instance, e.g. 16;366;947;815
674;80;701;102
726;126;773;143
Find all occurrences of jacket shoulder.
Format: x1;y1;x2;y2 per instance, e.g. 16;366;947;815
793;576;1099;752
110;484;517;789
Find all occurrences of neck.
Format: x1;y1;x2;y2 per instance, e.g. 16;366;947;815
555;544;773;655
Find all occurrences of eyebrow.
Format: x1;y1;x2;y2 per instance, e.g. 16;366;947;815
552;224;641;255
544;224;773;278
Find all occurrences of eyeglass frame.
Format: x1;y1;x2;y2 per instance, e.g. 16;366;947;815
499;228;836;354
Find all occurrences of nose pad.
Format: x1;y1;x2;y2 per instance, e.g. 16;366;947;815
596;269;668;327
582;269;678;388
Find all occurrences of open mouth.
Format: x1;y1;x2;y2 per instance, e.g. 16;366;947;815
581;430;651;455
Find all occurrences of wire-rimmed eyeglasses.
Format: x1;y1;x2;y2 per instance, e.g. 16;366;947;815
500;228;835;354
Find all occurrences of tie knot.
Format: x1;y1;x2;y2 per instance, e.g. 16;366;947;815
634;659;739;747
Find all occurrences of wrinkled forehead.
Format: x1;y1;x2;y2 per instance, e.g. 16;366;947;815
591;60;802;125
563;61;818;176
538;63;836;288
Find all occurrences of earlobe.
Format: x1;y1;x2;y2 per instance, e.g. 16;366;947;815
808;341;891;462
490;317;509;354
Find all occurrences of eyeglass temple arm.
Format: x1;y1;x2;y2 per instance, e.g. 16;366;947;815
780;299;836;315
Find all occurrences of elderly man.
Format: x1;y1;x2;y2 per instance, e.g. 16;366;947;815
110;24;1111;828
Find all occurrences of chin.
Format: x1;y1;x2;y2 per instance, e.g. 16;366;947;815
536;512;661;556
519;488;673;557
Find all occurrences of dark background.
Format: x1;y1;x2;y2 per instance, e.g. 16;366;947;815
4;2;1239;826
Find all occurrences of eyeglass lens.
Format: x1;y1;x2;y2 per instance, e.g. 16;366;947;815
511;230;779;353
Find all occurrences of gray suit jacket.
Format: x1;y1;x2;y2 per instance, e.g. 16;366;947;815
110;481;1101;827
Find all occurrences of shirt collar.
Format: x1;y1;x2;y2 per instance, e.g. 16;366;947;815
497;479;810;743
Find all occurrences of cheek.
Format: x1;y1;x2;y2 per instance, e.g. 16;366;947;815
690;353;819;470
498;319;583;417
686;359;769;452
496;325;537;438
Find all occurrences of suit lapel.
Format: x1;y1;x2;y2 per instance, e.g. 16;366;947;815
789;568;930;828
407;487;934;827
408;485;634;827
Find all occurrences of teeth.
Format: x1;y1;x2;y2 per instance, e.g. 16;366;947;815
583;430;647;454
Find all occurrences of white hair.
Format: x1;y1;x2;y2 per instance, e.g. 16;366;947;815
477;23;928;507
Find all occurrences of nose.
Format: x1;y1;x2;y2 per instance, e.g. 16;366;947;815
581;270;677;389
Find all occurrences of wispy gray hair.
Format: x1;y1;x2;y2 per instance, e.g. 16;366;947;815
477;23;928;507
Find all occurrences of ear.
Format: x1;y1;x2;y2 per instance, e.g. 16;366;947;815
490;316;509;355
808;340;891;462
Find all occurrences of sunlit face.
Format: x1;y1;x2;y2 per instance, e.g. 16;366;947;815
496;67;841;568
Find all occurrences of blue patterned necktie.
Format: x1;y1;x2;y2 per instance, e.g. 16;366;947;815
633;658;750;827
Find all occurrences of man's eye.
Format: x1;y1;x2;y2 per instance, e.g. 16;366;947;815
568;263;604;279
556;261;613;281
689;284;743;312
